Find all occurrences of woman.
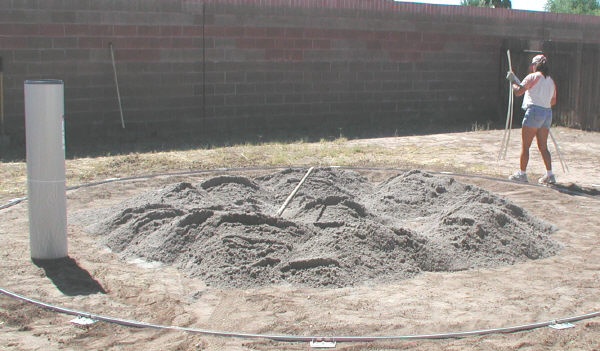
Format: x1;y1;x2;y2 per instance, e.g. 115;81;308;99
506;54;557;184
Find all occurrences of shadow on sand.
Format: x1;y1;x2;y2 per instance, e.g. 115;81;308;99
33;257;106;296
551;182;600;198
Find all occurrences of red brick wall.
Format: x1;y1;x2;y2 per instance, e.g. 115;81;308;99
0;0;599;152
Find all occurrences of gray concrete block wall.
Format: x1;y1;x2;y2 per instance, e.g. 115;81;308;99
0;0;599;154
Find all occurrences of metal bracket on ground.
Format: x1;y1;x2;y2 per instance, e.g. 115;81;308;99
310;339;337;348
548;322;575;330
70;316;97;328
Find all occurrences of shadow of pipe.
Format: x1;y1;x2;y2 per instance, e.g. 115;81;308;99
33;256;106;296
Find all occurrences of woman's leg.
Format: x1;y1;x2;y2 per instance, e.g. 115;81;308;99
536;127;552;171
520;126;538;171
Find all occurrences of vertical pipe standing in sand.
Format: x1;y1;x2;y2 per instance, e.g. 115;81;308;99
25;80;67;259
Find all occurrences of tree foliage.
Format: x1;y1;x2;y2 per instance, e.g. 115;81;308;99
544;0;600;15
460;0;512;8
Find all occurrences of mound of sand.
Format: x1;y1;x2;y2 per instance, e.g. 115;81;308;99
77;168;560;288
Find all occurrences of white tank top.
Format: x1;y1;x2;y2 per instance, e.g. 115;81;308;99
522;72;555;109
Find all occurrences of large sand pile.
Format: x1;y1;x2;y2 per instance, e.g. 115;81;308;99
77;168;560;288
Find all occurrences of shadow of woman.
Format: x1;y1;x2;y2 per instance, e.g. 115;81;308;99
33;257;106;296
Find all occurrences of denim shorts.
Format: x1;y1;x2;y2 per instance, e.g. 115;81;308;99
522;105;552;129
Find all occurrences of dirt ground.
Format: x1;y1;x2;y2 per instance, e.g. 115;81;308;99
1;127;599;350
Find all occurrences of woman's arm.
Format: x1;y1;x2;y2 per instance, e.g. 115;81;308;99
512;73;540;97
512;83;526;96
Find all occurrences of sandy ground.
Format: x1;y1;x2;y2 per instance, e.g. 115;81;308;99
1;127;599;350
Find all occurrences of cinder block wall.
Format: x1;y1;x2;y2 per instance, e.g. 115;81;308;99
0;0;598;152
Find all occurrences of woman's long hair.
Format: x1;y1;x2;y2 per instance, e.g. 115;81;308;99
535;59;550;78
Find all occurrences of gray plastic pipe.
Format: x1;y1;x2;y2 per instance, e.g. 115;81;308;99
1;166;596;213
1;167;598;343
0;287;599;343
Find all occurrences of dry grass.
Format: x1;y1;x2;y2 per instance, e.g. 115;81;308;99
0;136;497;202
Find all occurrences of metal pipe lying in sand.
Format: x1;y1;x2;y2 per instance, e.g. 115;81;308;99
276;166;314;217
